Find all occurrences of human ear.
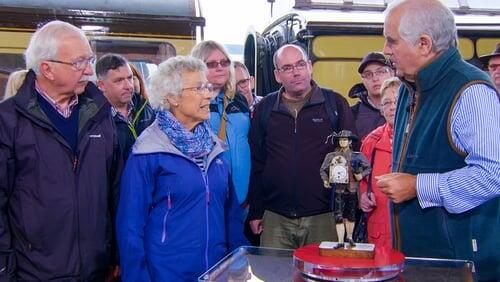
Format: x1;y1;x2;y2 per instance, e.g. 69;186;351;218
40;62;55;81
419;34;433;56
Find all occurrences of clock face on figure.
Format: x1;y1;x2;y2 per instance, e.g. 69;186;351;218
329;156;349;184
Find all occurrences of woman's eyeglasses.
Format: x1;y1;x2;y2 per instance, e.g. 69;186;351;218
182;83;215;95
205;60;230;69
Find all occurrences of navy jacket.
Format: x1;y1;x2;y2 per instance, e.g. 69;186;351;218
0;70;121;280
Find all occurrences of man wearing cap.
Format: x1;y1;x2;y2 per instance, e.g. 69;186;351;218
351;52;394;140
479;43;500;90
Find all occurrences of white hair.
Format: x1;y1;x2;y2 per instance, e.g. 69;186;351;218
25;20;86;74
148;55;207;111
385;0;458;53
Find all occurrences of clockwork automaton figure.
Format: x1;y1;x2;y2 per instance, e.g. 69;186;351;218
320;130;371;248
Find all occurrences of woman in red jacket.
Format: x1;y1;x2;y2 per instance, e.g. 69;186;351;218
359;77;401;249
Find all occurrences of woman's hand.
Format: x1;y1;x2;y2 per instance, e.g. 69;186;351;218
360;192;376;213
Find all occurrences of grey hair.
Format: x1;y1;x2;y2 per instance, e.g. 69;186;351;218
191;40;236;99
381;77;402;99
233;61;250;75
385;0;458;53
273;44;309;69
148;55;207;111
25;20;87;74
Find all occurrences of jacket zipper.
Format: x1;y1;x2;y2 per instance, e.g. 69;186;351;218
202;170;210;271
393;83;420;250
161;192;172;244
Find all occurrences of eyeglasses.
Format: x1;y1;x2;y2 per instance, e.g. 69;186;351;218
361;68;391;80
182;83;214;95
382;99;398;108
205;60;231;69
277;60;308;73
237;78;250;88
48;55;96;71
488;63;500;71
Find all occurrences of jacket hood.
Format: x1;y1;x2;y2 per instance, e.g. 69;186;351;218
132;119;227;161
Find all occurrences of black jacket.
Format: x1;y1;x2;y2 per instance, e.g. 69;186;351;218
351;94;385;140
0;70;122;280
248;81;357;220
113;93;155;161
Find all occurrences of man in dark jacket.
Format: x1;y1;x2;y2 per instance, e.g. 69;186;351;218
248;44;357;249
0;20;122;280
96;54;155;160
351;52;394;140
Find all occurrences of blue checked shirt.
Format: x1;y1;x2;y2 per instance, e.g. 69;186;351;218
416;84;500;213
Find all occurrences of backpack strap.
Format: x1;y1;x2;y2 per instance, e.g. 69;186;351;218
257;92;279;151
320;88;339;131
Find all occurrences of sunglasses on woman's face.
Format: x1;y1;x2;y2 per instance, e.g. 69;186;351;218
205;59;230;69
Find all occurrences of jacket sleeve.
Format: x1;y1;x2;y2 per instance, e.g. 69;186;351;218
225;177;249;252
359;140;376;195
108;126;124;267
116;154;154;282
320;153;333;182
247;101;267;221
0;109;16;280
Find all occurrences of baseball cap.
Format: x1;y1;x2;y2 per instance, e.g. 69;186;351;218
358;52;392;73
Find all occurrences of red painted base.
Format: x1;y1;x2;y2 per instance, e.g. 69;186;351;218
293;244;405;281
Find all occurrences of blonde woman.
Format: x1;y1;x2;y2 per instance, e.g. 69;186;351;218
3;69;28;100
191;41;251;206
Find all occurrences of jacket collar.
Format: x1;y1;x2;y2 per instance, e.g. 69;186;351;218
13;70;109;123
132;120;227;164
414;47;461;92
274;79;324;110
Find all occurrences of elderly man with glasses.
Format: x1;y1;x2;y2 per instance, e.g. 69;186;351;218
0;20;122;280
351;52;395;140
248;44;357;249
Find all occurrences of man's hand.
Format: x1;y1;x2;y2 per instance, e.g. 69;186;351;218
323;180;331;188
360;192;376;212
249;219;263;235
376;173;417;203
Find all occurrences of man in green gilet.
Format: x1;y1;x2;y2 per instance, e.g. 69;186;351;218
376;0;500;280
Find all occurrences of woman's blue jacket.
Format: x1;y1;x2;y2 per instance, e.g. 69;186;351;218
117;121;247;281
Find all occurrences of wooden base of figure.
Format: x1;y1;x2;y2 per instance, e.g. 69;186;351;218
319;241;375;259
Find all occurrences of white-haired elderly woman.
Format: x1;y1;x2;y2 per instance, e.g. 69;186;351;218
191;41;251;206
116;55;247;282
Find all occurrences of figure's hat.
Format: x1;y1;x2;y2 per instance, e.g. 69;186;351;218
332;130;358;141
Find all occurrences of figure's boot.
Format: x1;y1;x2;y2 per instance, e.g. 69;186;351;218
345;220;356;248
335;223;345;249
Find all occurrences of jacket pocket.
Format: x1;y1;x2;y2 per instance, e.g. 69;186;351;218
161;192;172;244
